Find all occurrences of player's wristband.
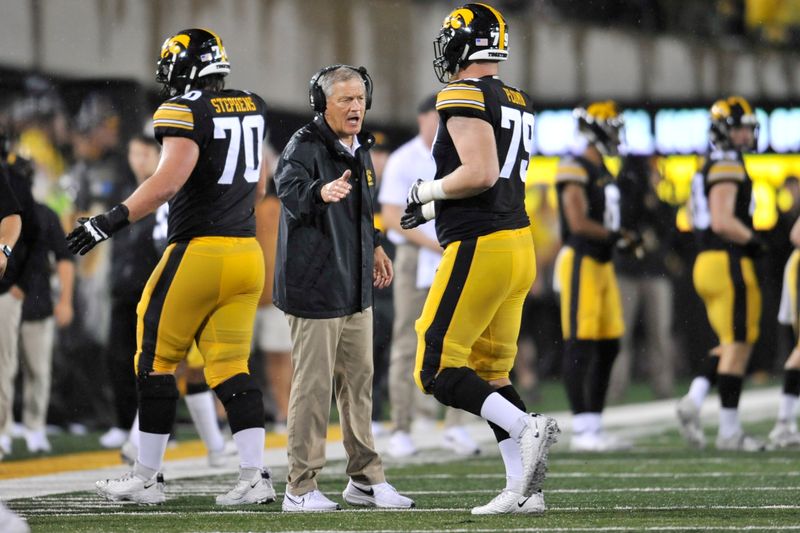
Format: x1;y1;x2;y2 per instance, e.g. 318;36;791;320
421;201;436;221
416;180;449;204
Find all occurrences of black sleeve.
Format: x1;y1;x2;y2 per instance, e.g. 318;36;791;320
0;169;21;219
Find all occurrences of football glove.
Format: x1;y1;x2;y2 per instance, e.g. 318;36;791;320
400;201;436;230
66;204;130;255
406;178;447;207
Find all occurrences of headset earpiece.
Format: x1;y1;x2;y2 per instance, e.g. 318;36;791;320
308;64;373;113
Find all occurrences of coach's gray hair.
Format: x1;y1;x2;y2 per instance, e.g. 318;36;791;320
319;66;365;99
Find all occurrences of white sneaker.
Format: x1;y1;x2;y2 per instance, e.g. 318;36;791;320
10;423;25;439
120;441;137;466
471;489;545;515
372;421;388;438
515;413;560;496
0;502;30;533
387;431;417;458
570;432;632;452
442;426;480;456
282;489;340;512
216;470;276;505
96;471;166;504
676;395;706;449
769;421;800;449
0;435;12;456
342;480;415;508
24;429;51;454
716;431;766;452
99;427;129;449
208;440;238;467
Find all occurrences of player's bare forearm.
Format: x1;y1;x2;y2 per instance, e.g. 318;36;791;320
123;137;198;222
561;185;612;241
56;259;75;307
440;116;499;199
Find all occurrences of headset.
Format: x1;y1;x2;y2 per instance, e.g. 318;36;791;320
308;64;373;113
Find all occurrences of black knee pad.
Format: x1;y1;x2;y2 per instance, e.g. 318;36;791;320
213;373;264;435
186;382;210;395
137;374;179;434
432;367;494;417
488;385;527;442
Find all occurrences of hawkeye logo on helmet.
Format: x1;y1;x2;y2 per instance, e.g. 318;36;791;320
161;34;190;59
443;7;474;29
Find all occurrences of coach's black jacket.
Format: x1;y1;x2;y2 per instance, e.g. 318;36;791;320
273;115;382;319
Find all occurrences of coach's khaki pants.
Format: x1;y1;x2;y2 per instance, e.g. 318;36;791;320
388;244;468;433
0;292;23;436
285;308;385;495
19;317;55;432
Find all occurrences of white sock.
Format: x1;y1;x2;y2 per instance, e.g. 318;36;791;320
572;413;588;435
688;377;711;409
233;427;265;470
185;391;225;453
719;408;741;439
586;412;602;434
498;438;524;493
128;412;140;448
777;393;798;423
137;431;170;472
479;392;527;436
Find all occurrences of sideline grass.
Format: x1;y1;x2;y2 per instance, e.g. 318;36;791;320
9;420;799;532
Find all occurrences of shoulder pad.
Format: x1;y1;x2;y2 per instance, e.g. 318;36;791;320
436;80;485;113
708;159;745;184
556;157;589;185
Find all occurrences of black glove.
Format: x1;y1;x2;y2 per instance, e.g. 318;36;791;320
406;178;425;207
608;229;644;258
744;234;768;257
400;201;436;230
66;204;130;255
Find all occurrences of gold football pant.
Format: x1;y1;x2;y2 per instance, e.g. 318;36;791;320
556;247;624;341
693;250;760;345
414;228;536;393
135;237;264;388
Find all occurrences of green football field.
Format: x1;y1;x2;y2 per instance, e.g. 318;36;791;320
8;419;800;533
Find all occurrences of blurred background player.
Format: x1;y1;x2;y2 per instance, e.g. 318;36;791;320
403;3;558;515
554;100;634;452
68;28;275;505
678;96;766;452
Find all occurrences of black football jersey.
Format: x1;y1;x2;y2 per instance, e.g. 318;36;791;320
555;155;620;262
690;150;754;252
431;76;532;246
152;88;268;244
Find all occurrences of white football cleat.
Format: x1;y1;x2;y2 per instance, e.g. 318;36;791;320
442;426;480;456
387;431;417;458
342;480;415;509
0;502;29;533
216;470;276;505
471;489;545;515
516;413;560;496
96;471;165;504
282;489;340;512
99;427;129;449
570;431;632;452
768;421;800;449
23;429;51;454
716;431;766;452
676;395;706;449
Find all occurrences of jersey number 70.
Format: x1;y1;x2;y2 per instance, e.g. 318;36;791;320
213;115;264;185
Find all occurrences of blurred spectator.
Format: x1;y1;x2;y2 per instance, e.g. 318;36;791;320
98;135;162;448
370;131;394;435
0;150;40;456
609;155;681;402
16;198;75;453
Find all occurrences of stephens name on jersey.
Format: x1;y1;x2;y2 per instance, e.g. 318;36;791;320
431;76;532;246
152;88;268;244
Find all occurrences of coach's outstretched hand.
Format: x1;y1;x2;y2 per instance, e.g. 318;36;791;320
66;204;130;255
